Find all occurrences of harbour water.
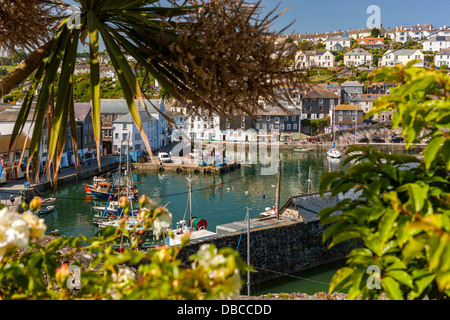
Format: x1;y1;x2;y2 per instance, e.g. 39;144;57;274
39;147;421;295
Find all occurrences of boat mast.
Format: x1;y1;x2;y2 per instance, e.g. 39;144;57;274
187;173;193;227
275;160;281;220
332;102;336;148
246;206;250;296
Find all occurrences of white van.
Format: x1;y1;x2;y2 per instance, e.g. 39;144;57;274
158;152;172;163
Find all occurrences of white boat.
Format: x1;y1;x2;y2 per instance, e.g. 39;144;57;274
259;206;276;218
327;148;342;158
294;148;313;152
41;197;57;206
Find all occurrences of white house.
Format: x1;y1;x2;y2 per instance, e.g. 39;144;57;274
325;37;351;51
186;113;221;142
344;48;374;67
112;111;158;154
395;24;436;43
295;50;335;69
422;35;450;52
101;98;169;153
435;48;450;68
380;49;426;67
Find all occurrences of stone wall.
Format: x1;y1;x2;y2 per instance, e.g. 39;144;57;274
176;219;350;285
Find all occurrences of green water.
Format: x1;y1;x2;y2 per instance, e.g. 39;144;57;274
40;147;421;295
43;149;346;238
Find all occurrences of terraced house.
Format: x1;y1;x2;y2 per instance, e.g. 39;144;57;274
301;90;340;120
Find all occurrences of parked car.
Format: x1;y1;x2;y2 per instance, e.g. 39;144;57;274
372;137;385;143
390;137;404;143
358;137;369;143
158;152;172;163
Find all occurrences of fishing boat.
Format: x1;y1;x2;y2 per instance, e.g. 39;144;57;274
89;142;139;200
83;176;110;194
37;205;55;216
91;200;139;219
294;148;313;153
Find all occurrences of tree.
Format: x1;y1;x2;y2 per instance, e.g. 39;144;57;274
3;0;301;186
318;62;450;300
370;27;381;38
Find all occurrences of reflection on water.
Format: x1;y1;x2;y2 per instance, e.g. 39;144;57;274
42;149;348;238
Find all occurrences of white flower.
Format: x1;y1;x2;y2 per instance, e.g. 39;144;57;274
0;207;30;260
22;212;47;239
152;211;172;238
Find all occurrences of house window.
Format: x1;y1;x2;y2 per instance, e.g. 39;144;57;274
122;133;127;141
293;124;297;130
135;134;140;140
280;124;284;130
285;116;289;121
135;144;141;150
291;116;296;121
115;133;119;139
338;116;343;122
269;124;273;130
287;124;291;130
123;124;127;130
255;124;260;129
266;116;271;121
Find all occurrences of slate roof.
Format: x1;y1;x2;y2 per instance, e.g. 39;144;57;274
281;188;361;223
341;81;364;87
303;90;340;99
344;48;372;56
113;111;157;123
100;99;162;115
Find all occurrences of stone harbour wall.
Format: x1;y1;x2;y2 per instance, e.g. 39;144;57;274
177;219;350;285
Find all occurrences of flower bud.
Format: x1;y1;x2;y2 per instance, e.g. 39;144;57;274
29;197;42;212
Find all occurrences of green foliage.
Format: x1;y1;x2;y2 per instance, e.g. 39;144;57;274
370;28;381;38
318;64;450;300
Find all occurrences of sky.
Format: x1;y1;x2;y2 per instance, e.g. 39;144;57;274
260;0;450;34
74;0;450;52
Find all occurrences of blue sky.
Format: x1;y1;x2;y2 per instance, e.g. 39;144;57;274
261;0;450;34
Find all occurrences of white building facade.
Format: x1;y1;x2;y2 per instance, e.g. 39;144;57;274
344;48;374;67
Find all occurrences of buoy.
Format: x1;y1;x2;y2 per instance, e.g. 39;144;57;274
262;194;265;199
227;188;230;192
245;191;249;195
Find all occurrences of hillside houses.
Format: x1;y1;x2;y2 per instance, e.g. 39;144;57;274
295;50;335;69
380;49;427;67
344;48;373;67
